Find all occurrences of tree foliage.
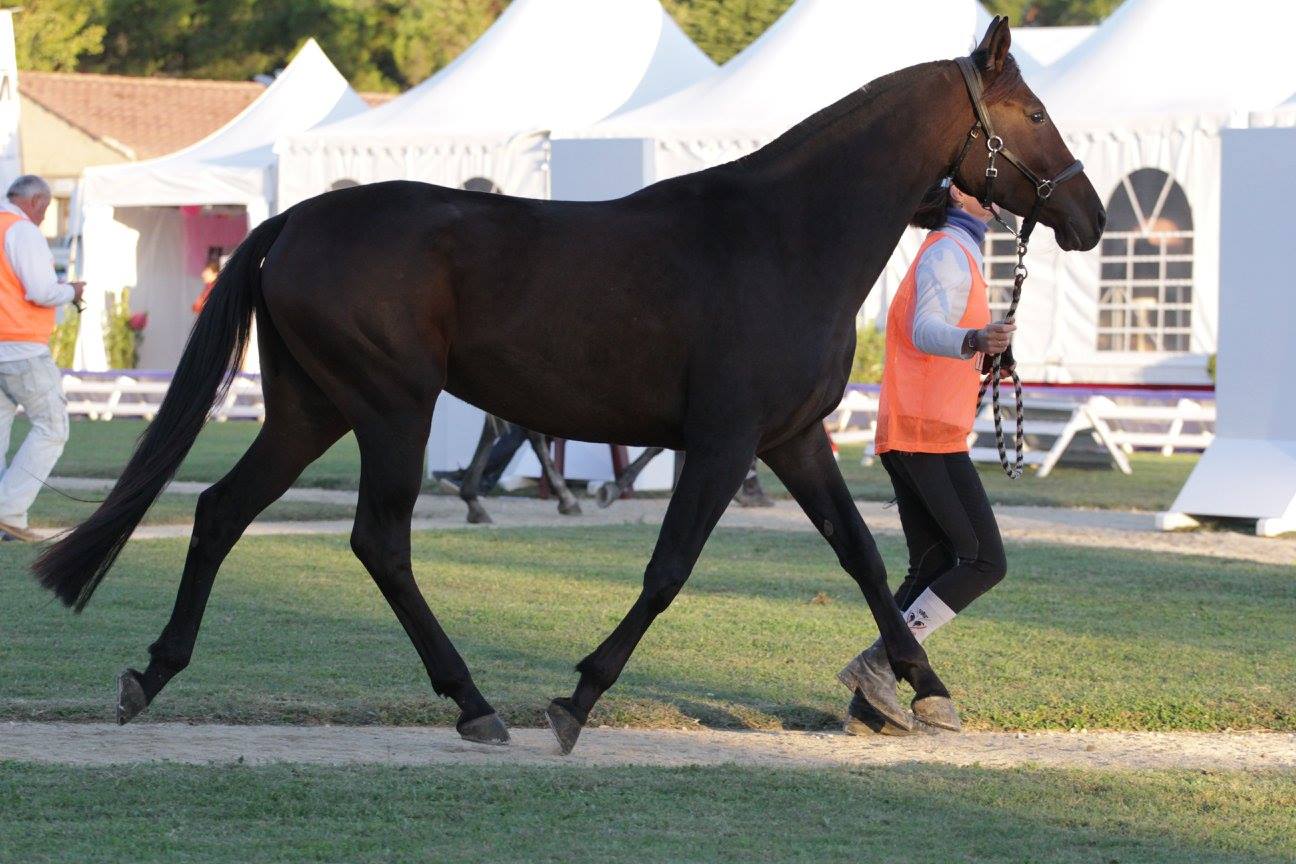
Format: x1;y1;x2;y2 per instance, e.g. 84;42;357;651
984;0;1123;26
8;0;1117;91
3;0;107;72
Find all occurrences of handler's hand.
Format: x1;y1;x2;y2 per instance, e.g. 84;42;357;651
975;320;1015;355
70;281;85;304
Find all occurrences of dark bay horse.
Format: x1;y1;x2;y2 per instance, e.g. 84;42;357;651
33;19;1103;753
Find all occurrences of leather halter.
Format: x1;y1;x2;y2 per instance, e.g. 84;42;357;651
946;56;1085;245
942;56;1085;480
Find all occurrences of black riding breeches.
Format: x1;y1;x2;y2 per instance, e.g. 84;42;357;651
879;450;1007;613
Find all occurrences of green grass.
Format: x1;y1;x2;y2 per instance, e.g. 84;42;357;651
0;763;1291;863
28;492;355;529
17;418;1196;510
2;526;1290;731
19;418;367;490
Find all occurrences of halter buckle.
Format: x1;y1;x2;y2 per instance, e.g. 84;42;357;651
985;165;999;179
1036;179;1055;199
986;135;1004;154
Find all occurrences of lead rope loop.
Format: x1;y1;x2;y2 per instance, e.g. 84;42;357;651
975;211;1027;480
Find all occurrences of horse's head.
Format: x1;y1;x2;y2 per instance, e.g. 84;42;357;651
952;17;1105;251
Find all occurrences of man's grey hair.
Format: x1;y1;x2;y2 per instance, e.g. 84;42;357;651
7;174;51;200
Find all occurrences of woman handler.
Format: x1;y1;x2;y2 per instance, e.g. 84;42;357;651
841;181;1014;735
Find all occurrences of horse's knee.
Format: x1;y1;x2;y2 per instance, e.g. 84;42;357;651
191;484;241;554
641;567;687;615
350;528;383;573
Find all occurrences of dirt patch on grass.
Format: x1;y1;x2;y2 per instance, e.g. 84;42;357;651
4;722;1292;772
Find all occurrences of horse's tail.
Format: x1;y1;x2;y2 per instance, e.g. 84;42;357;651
32;213;290;612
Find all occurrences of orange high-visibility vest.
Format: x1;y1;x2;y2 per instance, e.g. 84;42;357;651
0;211;57;344
875;230;991;454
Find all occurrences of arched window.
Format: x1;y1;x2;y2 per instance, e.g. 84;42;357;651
982;212;1020;321
1097;169;1194;352
330;178;360;191
461;177;500;194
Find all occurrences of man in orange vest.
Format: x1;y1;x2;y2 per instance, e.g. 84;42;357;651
0;175;84;541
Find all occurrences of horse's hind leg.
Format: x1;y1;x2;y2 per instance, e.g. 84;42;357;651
761;425;954;732
351;411;506;744
458;416;500;524
596;446;664;508
118;358;349;723
527;431;581;516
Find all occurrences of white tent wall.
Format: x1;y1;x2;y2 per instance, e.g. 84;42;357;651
276;0;716;208
113;207;186;370
1018;0;1296;384
74;40;364;371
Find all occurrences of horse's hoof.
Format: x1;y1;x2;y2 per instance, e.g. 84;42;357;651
545;698;585;755
912;695;962;732
595;482;621;509
837;648;913;732
116;669;148;725
465;502;493;524
456;711;510;745
558;498;583;517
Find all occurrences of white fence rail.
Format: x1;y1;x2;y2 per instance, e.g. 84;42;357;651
825;386;1214;476
61;372;265;422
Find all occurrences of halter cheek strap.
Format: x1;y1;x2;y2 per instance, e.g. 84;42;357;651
949;56;1084;245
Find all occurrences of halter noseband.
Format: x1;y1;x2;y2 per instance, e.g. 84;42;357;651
946;56;1085;245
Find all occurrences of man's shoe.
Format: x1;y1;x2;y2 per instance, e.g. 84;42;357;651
837;639;914;731
845;690;941;736
0;522;39;542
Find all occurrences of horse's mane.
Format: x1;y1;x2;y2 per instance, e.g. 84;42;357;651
732;52;1025;175
734;61;942;172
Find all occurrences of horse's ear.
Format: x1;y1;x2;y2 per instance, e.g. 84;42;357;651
975;15;1012;74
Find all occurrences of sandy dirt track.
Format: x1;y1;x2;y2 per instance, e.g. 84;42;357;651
3;722;1293;772
41;479;1296;567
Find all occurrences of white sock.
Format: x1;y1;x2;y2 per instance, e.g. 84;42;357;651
903;588;957;644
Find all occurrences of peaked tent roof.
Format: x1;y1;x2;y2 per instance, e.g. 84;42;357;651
596;0;1012;139
81;39;368;208
304;0;716;141
1037;0;1296;123
1007;25;1094;66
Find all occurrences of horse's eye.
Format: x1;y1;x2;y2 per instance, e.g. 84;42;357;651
1030;111;1047;125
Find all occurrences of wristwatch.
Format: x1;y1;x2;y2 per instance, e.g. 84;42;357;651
962;329;980;356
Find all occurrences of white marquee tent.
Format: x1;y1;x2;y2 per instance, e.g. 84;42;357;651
993;0;1296;384
1008;24;1093;65
587;0;994;183
77;39;367;370
275;0;716;209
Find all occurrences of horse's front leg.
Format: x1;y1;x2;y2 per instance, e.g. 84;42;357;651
761;425;956;731
546;436;755;753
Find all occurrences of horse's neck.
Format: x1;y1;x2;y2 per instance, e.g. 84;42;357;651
743;62;972;316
